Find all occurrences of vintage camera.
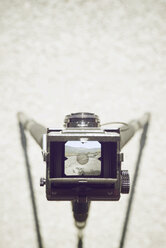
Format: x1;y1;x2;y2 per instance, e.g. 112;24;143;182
41;112;130;201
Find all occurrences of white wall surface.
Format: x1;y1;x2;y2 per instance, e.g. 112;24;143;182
0;1;166;248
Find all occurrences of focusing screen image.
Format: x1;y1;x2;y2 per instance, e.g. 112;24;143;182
65;141;101;176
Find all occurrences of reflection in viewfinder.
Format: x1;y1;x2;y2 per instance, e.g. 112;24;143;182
65;141;101;176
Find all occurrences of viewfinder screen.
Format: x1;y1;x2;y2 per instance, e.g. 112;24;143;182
64;141;101;176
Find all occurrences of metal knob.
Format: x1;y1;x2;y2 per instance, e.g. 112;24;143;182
121;170;130;194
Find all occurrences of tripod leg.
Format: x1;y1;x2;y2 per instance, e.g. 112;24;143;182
77;231;83;248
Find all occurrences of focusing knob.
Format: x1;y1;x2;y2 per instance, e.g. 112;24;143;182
121;170;130;194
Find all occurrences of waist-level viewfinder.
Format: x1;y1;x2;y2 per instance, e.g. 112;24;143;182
42;112;129;201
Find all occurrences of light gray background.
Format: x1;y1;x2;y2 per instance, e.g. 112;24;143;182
0;1;166;248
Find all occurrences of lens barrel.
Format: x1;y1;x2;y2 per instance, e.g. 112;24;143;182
64;112;100;128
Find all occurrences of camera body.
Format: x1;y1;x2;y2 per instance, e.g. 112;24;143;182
42;113;129;201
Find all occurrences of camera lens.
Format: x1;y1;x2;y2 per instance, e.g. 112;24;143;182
64;112;100;128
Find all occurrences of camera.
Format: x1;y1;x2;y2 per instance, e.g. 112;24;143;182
41;112;130;201
18;110;149;235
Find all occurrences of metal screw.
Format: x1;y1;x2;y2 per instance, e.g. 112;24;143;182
42;151;48;162
40;178;46;186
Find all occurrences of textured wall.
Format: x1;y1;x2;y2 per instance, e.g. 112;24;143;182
0;1;166;248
